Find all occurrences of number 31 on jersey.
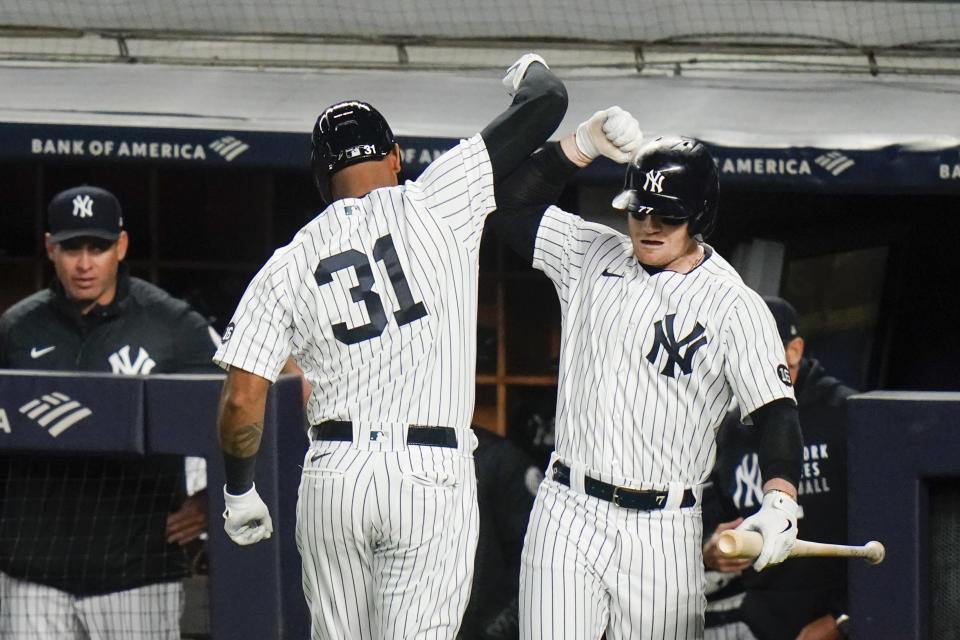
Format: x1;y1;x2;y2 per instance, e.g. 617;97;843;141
313;233;428;345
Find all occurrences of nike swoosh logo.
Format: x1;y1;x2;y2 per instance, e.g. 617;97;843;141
30;346;56;359
310;452;332;463
600;269;623;278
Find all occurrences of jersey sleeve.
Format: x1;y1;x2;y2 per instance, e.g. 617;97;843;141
213;258;294;382
531;206;608;306
408;133;495;251
722;291;796;419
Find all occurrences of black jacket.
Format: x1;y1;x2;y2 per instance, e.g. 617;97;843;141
0;267;217;374
459;426;542;640
704;357;857;640
0;267;219;595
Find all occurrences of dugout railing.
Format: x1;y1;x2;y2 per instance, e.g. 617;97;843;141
0;370;311;640
4;373;954;638
847;391;960;639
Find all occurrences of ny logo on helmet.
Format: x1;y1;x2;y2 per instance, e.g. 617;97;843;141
643;170;665;193
72;194;94;218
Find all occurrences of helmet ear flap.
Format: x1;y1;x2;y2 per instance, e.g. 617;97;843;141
310;143;332;205
692;165;720;238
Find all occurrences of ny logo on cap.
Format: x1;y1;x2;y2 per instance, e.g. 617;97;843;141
72;194;94;218
643;170;665;193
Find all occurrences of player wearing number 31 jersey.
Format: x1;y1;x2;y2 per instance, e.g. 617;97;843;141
213;54;567;640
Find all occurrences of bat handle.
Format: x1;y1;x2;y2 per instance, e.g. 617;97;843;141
717;529;763;559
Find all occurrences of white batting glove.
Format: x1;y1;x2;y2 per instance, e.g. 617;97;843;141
502;52;548;96
737;489;800;571
574;106;643;164
222;484;273;546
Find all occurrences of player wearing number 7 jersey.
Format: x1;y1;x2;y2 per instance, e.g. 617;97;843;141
489;111;804;638
212;53;566;640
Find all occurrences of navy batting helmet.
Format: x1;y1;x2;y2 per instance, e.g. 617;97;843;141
611;136;719;238
310;100;397;203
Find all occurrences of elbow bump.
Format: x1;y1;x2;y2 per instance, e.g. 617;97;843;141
545;82;568;113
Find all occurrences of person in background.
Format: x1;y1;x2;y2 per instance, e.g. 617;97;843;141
702;295;857;640
460;423;544;640
0;185;219;639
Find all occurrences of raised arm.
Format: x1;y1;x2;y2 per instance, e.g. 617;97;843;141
489;106;643;263
480;54;568;183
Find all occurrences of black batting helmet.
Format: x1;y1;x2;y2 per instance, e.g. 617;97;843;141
611;135;719;238
310;100;397;204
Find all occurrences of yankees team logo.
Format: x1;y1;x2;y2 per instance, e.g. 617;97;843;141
732;452;764;510
646;314;707;377
643;170;665;193
72;194;94;218
108;345;157;375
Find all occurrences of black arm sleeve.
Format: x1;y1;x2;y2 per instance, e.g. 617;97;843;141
485;141;580;264
751;397;804;487
480;62;568;184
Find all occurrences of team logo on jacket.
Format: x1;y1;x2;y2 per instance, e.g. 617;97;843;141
108;345;156;375
19;392;92;437
646;314;707;377
732;453;764;510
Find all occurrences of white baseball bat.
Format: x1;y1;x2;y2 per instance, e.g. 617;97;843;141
717;530;885;564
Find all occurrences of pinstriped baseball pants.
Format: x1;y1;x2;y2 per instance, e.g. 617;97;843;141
0;572;183;640
704;622;755;640
519;477;705;640
296;440;479;640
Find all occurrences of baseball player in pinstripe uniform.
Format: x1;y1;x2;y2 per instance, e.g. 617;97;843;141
488;112;804;639
212;54;567;639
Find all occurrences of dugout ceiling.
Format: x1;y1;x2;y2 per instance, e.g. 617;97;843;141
1;62;959;192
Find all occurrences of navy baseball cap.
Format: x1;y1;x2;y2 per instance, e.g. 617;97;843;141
763;296;799;343
47;186;124;243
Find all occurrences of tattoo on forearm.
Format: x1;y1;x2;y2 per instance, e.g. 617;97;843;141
228;422;263;456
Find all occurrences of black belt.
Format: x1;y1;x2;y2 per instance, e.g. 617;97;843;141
552;462;696;510
311;420;458;448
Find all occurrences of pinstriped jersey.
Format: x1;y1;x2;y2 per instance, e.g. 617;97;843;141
533;206;795;489
214;134;494;430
